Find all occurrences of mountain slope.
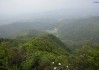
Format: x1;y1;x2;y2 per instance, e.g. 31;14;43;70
21;34;70;70
42;16;99;49
58;17;99;41
12;29;46;39
0;16;99;49
0;19;56;38
0;34;70;70
23;34;70;52
46;17;99;44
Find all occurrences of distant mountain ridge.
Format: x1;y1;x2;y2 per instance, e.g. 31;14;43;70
0;20;54;38
0;8;99;26
12;29;46;39
0;16;99;49
49;16;99;49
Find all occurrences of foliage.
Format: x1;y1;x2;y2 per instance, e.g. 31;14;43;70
0;34;69;70
0;34;99;70
69;45;99;70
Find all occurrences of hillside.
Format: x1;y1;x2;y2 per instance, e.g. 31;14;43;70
0;34;70;70
46;17;99;49
57;17;99;41
12;29;46;39
0;34;99;70
0;19;56;38
0;16;99;49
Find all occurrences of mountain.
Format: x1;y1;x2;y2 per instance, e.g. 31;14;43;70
0;34;70;70
45;17;99;48
0;16;99;49
0;17;99;70
0;20;54;38
12;29;46;39
23;34;70;53
0;33;99;70
56;17;99;41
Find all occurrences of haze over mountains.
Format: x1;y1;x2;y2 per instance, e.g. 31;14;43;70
0;15;99;50
0;8;99;26
0;4;99;50
0;0;99;70
0;0;99;25
0;15;99;69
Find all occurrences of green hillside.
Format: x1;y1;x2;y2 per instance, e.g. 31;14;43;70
0;20;56;38
0;34;70;70
46;17;99;49
12;29;46;39
0;34;99;70
59;17;99;41
0;16;99;50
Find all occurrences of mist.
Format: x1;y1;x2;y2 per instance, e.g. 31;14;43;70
0;0;99;25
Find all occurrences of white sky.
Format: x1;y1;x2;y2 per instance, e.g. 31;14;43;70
0;0;99;15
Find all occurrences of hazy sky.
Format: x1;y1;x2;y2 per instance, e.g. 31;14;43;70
0;0;99;25
0;0;99;15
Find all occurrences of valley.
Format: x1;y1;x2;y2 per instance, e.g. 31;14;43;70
0;16;99;70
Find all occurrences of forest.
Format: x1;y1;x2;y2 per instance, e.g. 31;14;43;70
0;34;99;70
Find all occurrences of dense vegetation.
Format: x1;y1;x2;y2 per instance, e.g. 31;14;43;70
0;34;68;70
0;34;99;70
12;29;46;39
